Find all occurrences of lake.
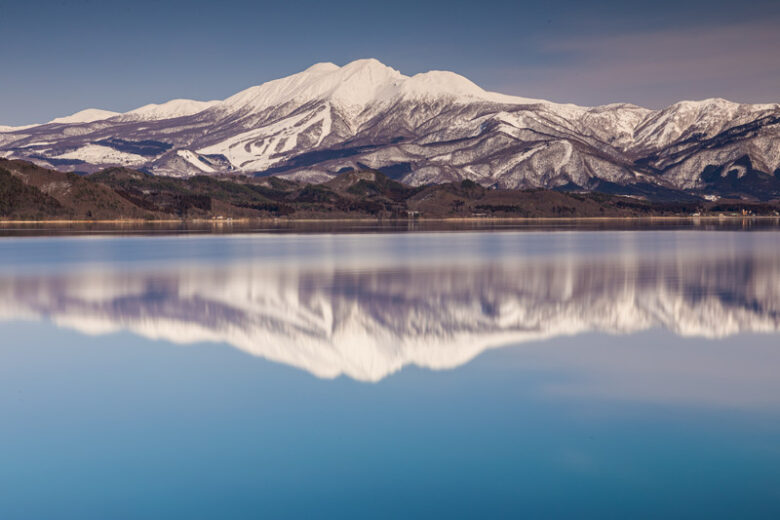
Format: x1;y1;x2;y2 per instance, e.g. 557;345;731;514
1;229;779;519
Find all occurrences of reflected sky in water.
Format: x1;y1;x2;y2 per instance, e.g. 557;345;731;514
1;231;780;518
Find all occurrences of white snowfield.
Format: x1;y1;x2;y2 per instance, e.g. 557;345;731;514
1;58;778;194
56;144;147;166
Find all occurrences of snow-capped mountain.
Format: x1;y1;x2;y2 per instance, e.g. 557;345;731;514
1;59;779;199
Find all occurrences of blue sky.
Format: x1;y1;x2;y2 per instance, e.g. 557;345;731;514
1;0;779;125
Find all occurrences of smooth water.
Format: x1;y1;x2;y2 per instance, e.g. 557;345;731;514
1;230;779;519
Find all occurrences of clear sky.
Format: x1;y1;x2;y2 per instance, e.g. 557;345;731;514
1;0;779;125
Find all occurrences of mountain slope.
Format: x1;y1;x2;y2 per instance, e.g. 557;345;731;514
8;159;774;220
0;159;157;219
0;167;67;219
1;59;779;200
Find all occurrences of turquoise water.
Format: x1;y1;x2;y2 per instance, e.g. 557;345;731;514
1;231;779;519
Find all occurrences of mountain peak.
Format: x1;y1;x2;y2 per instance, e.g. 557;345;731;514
48;108;120;125
303;62;340;74
327;59;404;107
340;57;393;71
122;98;220;121
223;58;404;113
401;70;487;100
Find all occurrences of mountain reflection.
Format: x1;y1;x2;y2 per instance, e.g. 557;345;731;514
1;245;779;383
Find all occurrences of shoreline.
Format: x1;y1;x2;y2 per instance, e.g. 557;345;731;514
2;215;780;225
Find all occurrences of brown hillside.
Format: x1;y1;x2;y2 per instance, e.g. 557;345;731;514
0;159;156;219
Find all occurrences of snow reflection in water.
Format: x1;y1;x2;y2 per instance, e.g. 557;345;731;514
0;231;778;393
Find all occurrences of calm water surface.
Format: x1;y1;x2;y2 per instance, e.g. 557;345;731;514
1;230;779;519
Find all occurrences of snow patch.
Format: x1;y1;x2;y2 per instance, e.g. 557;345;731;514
176;149;215;172
56;144;146;166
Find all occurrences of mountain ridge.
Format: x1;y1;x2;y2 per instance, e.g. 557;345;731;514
2;158;779;220
1;59;779;200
